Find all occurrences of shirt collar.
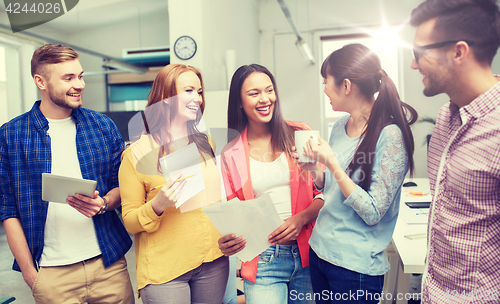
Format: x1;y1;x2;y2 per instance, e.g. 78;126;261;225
70;105;82;123
460;80;500;120
30;101;49;131
30;100;81;132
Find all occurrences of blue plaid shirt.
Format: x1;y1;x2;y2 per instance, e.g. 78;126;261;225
0;101;132;271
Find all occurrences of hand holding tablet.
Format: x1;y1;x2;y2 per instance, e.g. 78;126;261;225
42;173;97;204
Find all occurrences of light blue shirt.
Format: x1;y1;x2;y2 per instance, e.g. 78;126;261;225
309;115;408;276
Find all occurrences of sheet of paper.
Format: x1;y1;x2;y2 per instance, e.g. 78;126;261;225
159;143;205;210
202;194;283;262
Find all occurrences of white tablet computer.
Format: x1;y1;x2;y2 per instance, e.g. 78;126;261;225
42;173;97;204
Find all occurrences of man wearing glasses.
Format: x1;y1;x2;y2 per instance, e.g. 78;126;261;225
410;0;500;303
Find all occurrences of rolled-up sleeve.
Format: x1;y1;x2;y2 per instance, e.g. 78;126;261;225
343;126;408;226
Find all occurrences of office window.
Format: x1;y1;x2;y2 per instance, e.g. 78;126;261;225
0;37;38;123
0;46;6;81
321;32;401;137
0;45;8;125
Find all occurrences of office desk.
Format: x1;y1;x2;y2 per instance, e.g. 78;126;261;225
384;178;431;303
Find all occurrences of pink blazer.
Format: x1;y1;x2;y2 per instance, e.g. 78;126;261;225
220;121;320;283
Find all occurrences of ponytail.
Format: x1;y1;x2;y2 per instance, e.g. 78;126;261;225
347;71;417;191
322;43;417;191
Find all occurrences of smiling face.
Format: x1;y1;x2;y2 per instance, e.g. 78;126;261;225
323;74;344;111
44;59;85;111
173;70;203;124
240;72;276;127
411;18;454;97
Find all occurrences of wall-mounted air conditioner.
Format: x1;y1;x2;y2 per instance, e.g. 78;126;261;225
122;46;170;66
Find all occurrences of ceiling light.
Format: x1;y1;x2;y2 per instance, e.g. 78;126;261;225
296;39;315;65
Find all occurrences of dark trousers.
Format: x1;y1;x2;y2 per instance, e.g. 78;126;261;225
309;248;384;304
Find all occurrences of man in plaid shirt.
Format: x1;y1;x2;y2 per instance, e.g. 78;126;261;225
410;0;500;303
0;44;134;303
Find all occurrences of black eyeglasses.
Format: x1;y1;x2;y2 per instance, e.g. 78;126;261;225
412;40;475;63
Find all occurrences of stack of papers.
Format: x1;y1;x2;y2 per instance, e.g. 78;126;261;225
202;193;282;262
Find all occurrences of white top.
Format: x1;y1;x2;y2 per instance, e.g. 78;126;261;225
249;152;292;221
40;117;101;267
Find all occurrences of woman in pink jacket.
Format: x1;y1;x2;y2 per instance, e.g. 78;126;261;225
218;64;324;304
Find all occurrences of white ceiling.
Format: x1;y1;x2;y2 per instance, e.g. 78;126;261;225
0;0;169;34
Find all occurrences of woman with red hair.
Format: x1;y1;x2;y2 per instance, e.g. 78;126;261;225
119;64;228;304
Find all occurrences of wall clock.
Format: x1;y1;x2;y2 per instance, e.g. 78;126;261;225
173;36;197;60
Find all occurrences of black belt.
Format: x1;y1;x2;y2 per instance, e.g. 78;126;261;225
82;254;102;263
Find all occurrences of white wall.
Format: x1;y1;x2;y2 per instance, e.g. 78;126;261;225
169;0;260;91
200;0;260;91
199;0;260;130
168;0;204;71
204;90;229;129
169;0;260;131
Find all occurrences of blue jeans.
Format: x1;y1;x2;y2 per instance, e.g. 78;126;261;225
222;255;238;304
309;248;384;304
244;244;315;304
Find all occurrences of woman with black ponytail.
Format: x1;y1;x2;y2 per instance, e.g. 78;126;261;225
298;43;417;304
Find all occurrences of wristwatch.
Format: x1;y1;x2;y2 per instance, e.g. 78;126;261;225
98;196;109;215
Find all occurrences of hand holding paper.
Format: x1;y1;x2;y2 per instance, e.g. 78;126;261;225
159;143;206;212
268;215;305;245
150;172;187;215
203;194;283;262
218;234;247;256
150;174;196;191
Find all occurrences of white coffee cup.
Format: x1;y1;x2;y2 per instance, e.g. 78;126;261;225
295;130;319;162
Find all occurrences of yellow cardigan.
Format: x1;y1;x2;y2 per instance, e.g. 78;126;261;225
119;135;223;293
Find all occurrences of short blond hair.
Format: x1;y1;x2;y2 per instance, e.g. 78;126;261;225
31;44;78;78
